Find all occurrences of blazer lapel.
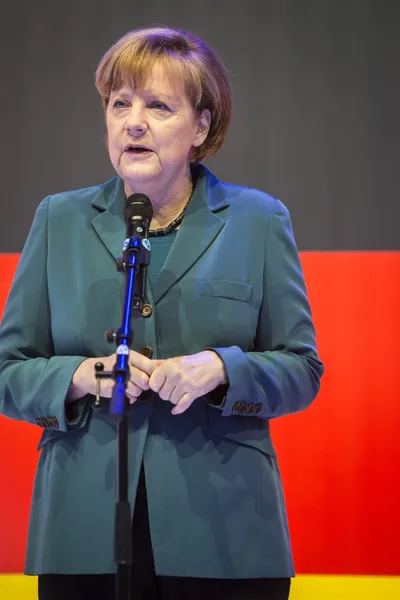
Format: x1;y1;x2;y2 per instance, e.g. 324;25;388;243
91;177;126;261
152;166;228;305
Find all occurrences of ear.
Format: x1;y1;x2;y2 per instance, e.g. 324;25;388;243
192;109;211;147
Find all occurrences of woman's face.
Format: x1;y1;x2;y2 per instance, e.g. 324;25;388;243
106;63;210;194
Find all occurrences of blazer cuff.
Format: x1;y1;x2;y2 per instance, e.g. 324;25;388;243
205;384;229;410
208;346;262;417
65;394;92;430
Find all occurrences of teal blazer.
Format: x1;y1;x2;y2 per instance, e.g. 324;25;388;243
0;165;323;577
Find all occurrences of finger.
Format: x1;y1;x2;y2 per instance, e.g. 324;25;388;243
129;368;150;390
128;351;156;377
127;380;144;400
127;393;137;405
169;386;184;405
149;367;167;393
157;383;176;402
171;393;195;415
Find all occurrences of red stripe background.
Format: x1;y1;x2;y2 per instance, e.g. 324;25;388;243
0;251;399;575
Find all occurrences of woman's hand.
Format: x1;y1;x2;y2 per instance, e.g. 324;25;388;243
67;351;161;404
148;351;228;415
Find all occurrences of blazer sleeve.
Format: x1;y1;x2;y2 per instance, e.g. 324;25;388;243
0;196;90;432
208;198;324;419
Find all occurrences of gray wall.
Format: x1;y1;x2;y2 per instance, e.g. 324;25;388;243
1;0;399;252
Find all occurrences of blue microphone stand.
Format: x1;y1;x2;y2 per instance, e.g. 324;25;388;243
93;196;152;600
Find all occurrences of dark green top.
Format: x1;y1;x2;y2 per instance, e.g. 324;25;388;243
147;230;178;289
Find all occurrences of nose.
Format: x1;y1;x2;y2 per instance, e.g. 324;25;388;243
125;102;147;137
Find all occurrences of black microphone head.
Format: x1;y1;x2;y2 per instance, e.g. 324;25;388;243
124;193;153;222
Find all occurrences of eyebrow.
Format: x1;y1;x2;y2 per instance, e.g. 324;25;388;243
112;88;175;102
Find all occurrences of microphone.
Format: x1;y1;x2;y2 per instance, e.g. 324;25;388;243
124;193;153;239
122;194;153;322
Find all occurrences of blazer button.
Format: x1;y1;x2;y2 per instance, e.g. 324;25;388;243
139;346;153;359
141;304;153;318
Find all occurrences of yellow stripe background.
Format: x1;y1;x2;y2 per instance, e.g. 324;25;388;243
0;575;399;599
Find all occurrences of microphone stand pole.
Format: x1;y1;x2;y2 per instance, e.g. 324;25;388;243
93;217;151;600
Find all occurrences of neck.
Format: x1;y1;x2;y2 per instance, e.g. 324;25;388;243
124;165;193;229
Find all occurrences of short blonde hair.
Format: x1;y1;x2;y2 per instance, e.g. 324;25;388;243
95;26;232;162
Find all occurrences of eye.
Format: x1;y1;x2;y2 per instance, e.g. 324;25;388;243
113;99;129;109
149;101;170;111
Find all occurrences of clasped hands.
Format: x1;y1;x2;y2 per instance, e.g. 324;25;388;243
69;350;227;413
127;350;227;415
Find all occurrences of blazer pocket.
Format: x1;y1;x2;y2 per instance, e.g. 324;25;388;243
207;404;276;459
199;280;253;302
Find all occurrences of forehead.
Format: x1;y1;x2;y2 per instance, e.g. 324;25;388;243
111;62;186;99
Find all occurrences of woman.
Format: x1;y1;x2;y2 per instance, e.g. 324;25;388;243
0;26;324;600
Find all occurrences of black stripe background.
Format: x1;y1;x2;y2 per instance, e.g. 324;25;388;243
0;0;399;252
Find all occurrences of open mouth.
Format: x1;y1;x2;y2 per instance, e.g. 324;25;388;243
126;146;153;155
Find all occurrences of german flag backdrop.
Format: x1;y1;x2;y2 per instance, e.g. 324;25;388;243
1;1;399;598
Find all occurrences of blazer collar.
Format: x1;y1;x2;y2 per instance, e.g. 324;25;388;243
91;164;230;303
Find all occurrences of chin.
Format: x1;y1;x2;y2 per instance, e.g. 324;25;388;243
121;165;160;183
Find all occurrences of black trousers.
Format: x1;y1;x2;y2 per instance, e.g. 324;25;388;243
38;466;291;600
